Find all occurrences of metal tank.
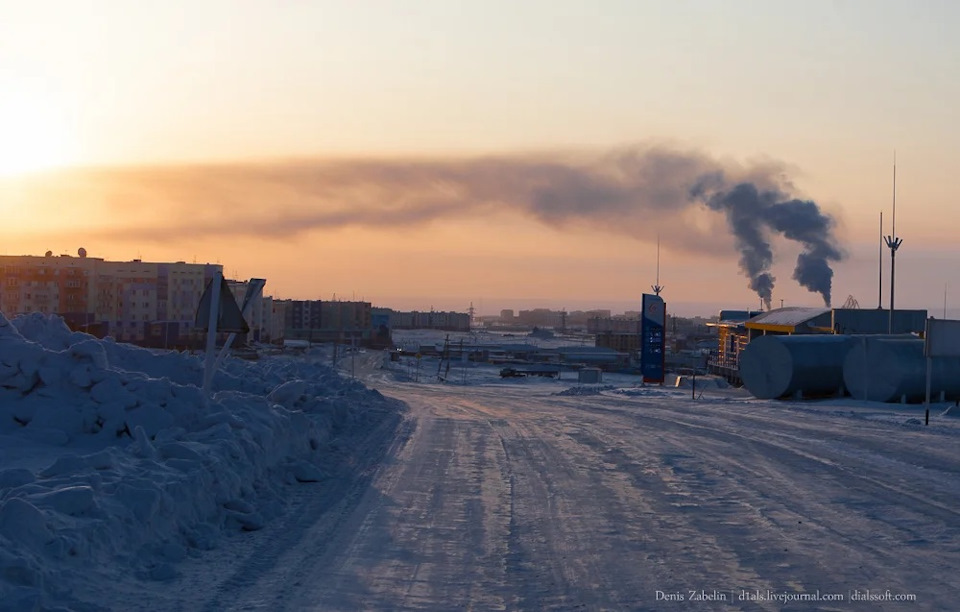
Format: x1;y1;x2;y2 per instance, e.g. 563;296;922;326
739;334;855;400
843;337;960;403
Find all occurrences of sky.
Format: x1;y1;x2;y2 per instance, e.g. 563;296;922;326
1;0;959;316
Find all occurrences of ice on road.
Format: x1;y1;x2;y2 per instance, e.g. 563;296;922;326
192;360;960;611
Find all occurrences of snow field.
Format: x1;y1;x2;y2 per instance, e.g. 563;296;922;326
0;312;403;611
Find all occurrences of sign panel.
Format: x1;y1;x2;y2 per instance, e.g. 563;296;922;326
195;276;249;333
640;293;666;383
925;318;960;357
239;278;267;314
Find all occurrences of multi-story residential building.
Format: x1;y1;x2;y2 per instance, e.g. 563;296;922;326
373;308;470;332
106;260;221;344
0;250;101;329
265;297;287;344
0;250;222;346
321;300;371;336
280;300;372;343
516;308;560;327
163;262;214;330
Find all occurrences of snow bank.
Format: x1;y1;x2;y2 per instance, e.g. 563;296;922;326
553;385;616;396
0;312;403;611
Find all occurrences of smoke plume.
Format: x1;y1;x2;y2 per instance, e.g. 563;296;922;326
6;145;845;304
693;179;843;307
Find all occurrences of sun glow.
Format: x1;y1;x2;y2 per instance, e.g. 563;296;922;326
0;95;75;176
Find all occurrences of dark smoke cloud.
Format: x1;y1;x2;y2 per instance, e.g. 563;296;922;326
693;180;843;307
11;145;844;303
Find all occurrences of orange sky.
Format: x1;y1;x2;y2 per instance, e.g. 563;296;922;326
2;1;959;316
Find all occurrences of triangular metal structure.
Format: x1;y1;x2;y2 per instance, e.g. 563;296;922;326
195;276;249;333
239;279;266;316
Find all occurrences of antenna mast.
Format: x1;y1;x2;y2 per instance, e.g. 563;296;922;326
884;151;902;333
878;210;883;309
651;234;663;296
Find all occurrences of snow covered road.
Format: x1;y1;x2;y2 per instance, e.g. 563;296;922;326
166;364;960;611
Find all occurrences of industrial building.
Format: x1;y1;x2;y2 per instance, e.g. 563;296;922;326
743;307;927;338
706;310;760;383
591;315;643;354
394;340;630;372
707;306;941;402
707;307;928;383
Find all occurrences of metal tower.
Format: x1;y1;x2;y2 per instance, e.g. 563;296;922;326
651;234;663;296
878;211;883;309
884;153;902;333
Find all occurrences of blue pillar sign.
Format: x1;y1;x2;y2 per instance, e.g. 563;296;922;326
641;293;665;383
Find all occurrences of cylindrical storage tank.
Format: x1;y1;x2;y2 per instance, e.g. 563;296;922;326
843;337;960;403
739;334;855;400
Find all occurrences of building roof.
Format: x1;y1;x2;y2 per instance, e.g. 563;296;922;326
555;345;623;354
494;343;542;352
706;309;762;328
744;307;832;333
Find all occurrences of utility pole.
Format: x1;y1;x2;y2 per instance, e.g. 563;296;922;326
444;334;451;380
691;354;697;400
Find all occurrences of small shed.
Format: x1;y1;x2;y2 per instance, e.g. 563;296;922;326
578;368;603;384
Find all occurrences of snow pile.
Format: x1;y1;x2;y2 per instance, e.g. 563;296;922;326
0;312;403;611
553;385;616;396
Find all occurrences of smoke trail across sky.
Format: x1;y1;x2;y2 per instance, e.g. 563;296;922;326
2;144;844;304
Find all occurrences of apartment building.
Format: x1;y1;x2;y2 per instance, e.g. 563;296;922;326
265;297;287;344
373;308;470;332
280;300;372;343
0;251;101;330
0;250;222;345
